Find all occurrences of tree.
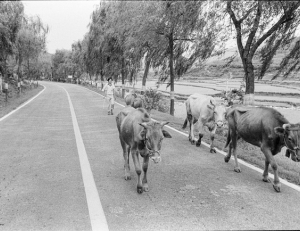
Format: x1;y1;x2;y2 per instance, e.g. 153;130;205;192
0;1;24;81
151;1;227;115
16;15;49;80
226;1;300;105
52;49;74;81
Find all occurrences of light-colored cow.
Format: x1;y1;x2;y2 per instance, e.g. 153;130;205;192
116;107;172;194
182;93;227;153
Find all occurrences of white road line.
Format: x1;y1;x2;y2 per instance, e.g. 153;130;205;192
0;85;46;122
61;86;109;231
83;86;300;193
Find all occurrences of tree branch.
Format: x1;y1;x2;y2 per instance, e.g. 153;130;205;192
244;2;262;59
226;1;244;56
249;1;300;59
173;38;195;42
238;4;256;23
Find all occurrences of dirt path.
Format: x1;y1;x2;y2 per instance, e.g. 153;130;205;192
1;81;300;230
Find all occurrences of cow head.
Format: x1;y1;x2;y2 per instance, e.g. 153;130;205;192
207;99;227;128
275;123;300;162
139;121;172;163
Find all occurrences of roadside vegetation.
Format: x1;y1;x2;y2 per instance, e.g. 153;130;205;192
0;1;50;117
0;83;43;118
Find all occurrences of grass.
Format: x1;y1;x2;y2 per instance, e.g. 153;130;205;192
82;83;300;187
0;85;43;119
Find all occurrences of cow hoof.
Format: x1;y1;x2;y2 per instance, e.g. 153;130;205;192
234;167;241;173
224;156;230;163
191;140;195;145
196;142;201;147
210;148;216;153
137;186;143;194
262;177;271;183
124;175;131;180
143;184;149;192
273;183;281;193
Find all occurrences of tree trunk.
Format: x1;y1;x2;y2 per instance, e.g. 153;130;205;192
243;60;255;105
100;69;104;89
142;55;151;94
169;34;175;116
121;56;125;98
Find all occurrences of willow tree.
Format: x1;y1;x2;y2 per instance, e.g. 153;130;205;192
151;1;227;115
227;1;300;105
16;15;48;80
0;1;24;81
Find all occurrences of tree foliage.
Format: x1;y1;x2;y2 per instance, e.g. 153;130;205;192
0;1;49;82
226;0;300;104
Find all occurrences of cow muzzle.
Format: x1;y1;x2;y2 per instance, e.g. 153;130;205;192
150;156;161;163
216;121;224;128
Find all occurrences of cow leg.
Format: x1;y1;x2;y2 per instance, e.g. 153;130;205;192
196;120;204;147
231;131;241;173
120;137;131;180
187;114;195;143
131;148;143;194
262;159;271;183
261;146;281;192
208;126;217;153
142;155;150;192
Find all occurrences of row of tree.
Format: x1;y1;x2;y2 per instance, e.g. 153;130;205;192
52;1;300;114
0;1;50;84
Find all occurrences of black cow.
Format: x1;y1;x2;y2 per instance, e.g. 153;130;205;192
224;106;300;192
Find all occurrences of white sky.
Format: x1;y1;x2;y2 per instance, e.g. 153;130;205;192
22;0;99;54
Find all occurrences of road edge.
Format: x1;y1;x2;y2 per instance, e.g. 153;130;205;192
0;84;46;122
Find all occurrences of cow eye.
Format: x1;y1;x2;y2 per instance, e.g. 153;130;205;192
288;137;293;142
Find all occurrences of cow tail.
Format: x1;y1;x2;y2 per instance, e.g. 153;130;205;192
182;99;190;129
224;128;231;148
182;117;188;129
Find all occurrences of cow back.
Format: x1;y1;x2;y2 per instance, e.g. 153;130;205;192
229;107;289;151
119;108;150;145
186;93;215;120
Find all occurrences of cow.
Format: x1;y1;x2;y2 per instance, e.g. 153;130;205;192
182;93;227;153
224;106;300;192
116;107;172;194
125;92;144;108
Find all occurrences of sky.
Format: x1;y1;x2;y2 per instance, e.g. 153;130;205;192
22;0;99;54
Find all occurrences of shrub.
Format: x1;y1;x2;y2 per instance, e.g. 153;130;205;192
143;88;169;113
221;82;245;106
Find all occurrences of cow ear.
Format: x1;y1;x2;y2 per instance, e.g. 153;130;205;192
162;130;172;138
160;121;169;127
138;129;146;140
274;127;284;136
139;122;148;128
207;104;214;110
283;124;291;131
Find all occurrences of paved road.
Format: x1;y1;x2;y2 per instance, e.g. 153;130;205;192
1;81;300;230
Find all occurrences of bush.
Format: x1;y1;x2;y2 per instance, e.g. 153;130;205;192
221;82;245;106
143;88;169;113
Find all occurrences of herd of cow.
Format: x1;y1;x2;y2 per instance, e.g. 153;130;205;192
116;92;300;193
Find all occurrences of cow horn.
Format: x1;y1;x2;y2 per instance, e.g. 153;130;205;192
283;124;291;130
160;121;169;127
139;122;148;128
